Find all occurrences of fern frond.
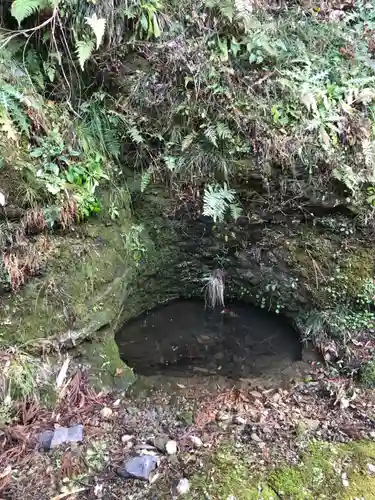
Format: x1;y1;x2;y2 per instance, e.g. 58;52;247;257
204;126;218;148
181;132;196;151
140;169;152;192
362;139;375;168
229;202;242;221
164;155;177;172
11;0;49;25
234;0;253;29
0;89;29;135
85;13;106;50
76;39;95;70
128;126;143;144
216;122;232;140
203;183;236;222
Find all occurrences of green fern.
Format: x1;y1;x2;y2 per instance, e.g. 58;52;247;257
234;0;253;29
229;202;242;221
204;0;234;22
11;0;50;26
140;168;152;193
0;87;30;136
216;122;232;141
85;13;106;49
80;102;122;158
128;125;144;144
203;183;236;222
181;132;196;151
76;39;95;70
204;126;218;148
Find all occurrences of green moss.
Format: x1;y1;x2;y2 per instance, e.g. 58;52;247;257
338;249;375;300
270;441;375;500
269;442;343;499
285;226;374;311
189;445;274;500
360;359;375;388
81;334;135;390
189;441;375;500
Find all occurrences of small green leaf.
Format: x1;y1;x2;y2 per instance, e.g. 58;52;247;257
152;14;161;38
66;171;75;183
47;162;59;175
30;148;43;158
140;13;148;31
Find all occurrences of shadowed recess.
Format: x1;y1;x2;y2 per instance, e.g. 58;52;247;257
115;299;302;379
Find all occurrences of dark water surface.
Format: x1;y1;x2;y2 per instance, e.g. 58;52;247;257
115;300;302;381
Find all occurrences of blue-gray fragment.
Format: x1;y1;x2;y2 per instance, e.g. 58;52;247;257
39;425;84;450
117;455;158;480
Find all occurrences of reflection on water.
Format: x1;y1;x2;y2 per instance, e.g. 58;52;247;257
115;300;302;380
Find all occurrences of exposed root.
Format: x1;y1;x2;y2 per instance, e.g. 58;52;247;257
59;197;77;230
23;208;46;234
202;269;226;309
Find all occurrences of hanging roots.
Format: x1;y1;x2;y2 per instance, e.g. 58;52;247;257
202;269;226;309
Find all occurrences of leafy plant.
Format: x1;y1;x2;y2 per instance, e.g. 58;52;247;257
203;183;242;222
123;224;147;265
10;0;53;26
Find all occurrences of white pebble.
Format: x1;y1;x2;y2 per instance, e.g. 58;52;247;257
189;436;203;448
176;478;190;495
100;407;113;419
233;416;247;425
342;472;349;488
166;440;178;455
121;434;134;443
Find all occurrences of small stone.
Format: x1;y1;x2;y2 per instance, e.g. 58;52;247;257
165;440;178;455
249;390;263;400
262;426;272;435
100;407;113;419
368;463;375;475
189;436;203;448
176;478;190;495
150;472;161;484
370;431;375;439
154;436;169;452
233;416;247;425
251;433;261;442
168;453;179;466
121;434;134;444
303;419;320;431
118;455;158;481
217;411;231;422
342;472;349;488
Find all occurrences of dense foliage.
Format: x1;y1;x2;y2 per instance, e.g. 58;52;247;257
0;0;375;348
1;1;375;218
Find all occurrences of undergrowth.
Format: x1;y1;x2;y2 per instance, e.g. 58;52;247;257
0;0;374;323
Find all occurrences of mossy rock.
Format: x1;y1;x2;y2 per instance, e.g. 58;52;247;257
79;334;136;390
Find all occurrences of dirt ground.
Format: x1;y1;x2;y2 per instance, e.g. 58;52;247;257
1;358;375;500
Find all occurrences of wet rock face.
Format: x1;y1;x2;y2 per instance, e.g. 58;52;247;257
169;205;374;317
